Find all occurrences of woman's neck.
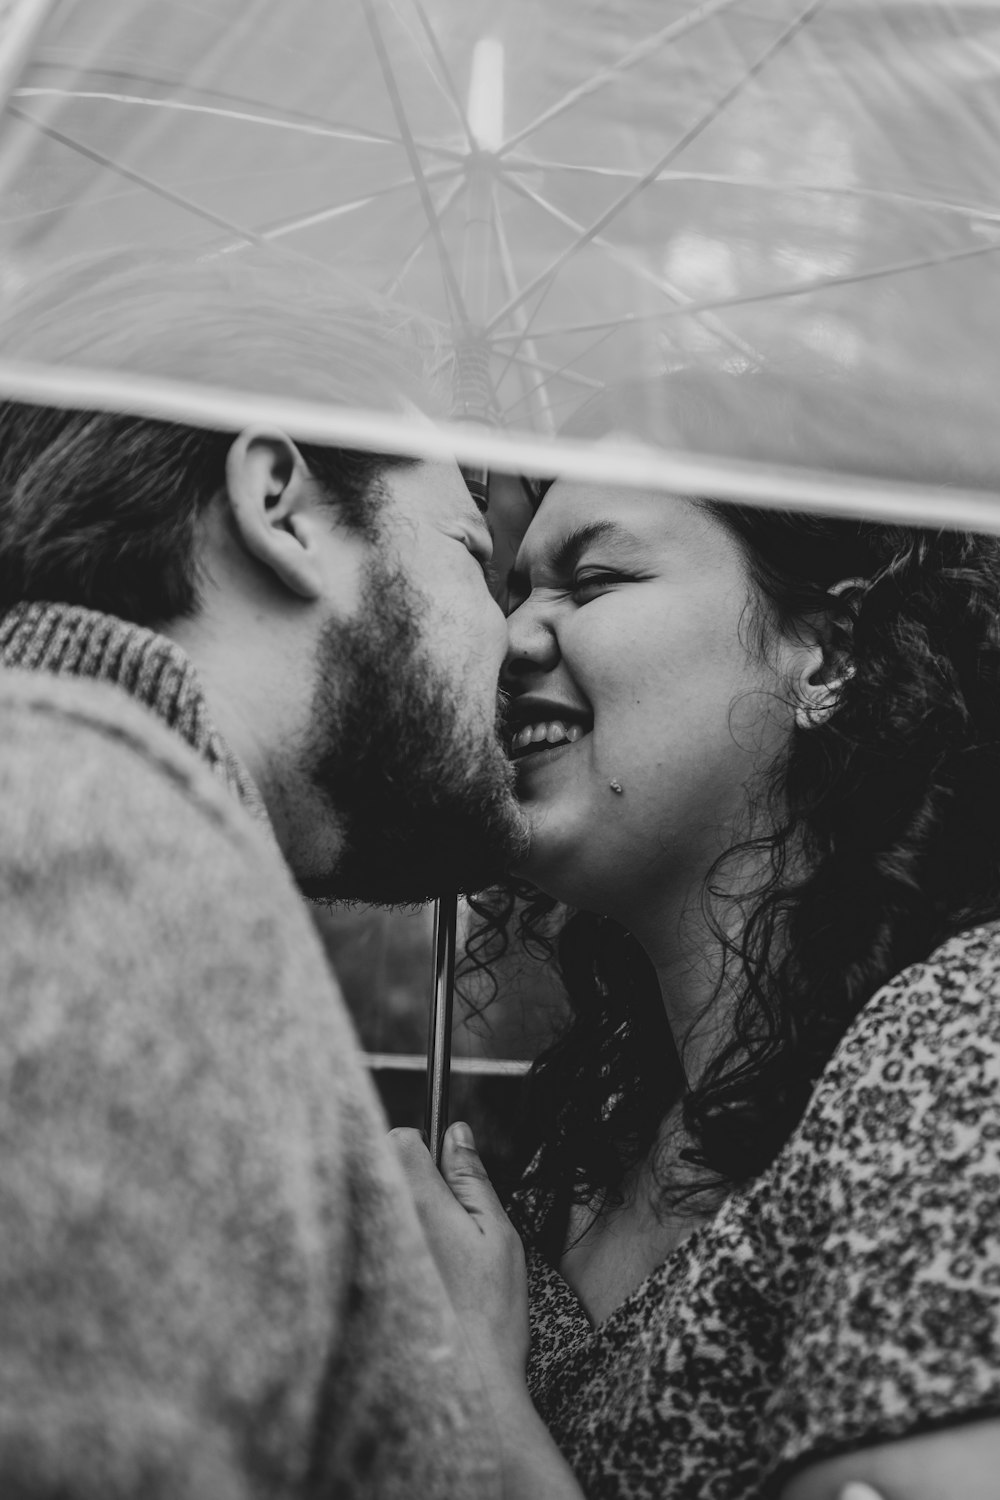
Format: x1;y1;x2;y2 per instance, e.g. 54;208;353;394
618;898;730;1089
622;852;763;1089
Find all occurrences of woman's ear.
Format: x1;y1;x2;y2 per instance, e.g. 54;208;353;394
793;577;865;729
223;427;323;600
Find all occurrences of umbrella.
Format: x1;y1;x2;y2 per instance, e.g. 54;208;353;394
1;0;999;1152
1;1;999;507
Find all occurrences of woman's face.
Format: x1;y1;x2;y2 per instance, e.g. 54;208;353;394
504;482;812;921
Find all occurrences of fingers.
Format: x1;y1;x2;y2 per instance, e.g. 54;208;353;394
390;1122;511;1237
440;1122;507;1224
389;1126;465;1226
388;1124;431;1167
391;1125;530;1376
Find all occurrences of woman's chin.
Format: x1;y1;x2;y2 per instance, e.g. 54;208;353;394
510;841;563;899
510;838;603;912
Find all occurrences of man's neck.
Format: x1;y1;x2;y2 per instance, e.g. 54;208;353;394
162;603;349;885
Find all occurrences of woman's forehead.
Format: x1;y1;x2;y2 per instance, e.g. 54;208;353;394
517;482;717;565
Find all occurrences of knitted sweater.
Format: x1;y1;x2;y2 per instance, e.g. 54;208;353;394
0;601;500;1500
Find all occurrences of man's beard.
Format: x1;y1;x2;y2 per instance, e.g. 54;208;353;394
298;557;528;905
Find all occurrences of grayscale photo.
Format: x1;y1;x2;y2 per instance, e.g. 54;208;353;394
0;1;996;1495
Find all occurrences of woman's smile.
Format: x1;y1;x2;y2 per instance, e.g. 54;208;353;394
512;735;588;781
509;719;588;758
506;692;594;769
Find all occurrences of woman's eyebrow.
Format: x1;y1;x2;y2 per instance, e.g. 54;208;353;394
510;520;641;594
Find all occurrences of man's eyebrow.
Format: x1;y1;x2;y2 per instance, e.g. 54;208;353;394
509;520;639;596
473;510;496;545
455;495;495;543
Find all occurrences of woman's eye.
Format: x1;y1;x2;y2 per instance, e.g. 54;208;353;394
571;571;625;602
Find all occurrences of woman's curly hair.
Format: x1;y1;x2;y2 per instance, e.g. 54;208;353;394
467;507;1000;1252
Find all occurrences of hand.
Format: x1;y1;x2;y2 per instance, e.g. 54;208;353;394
390;1121;530;1385
394;1124;588;1500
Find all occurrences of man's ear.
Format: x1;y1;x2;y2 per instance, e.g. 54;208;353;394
224;427;323;600
792;577;864;729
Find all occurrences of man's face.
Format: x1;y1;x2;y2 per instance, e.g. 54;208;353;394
299;458;529;904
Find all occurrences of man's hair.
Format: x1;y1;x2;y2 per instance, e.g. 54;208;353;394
0;250;440;623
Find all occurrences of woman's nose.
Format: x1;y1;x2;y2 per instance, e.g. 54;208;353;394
502;596;561;685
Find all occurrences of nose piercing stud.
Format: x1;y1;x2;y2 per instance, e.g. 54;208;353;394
609;779;624;794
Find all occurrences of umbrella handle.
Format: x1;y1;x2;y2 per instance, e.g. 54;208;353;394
424;893;458;1166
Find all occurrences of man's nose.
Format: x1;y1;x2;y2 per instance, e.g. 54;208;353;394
502;597;560;686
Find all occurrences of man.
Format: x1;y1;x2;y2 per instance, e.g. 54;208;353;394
0;252;527;1496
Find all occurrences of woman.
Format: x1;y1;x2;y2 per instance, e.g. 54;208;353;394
395;378;1000;1498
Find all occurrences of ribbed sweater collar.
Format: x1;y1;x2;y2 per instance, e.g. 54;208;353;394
0;600;267;820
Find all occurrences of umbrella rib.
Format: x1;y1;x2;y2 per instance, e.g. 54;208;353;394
500;156;1000;224
359;0;469;327
11;86;458;156
491;235;1000;339
501;350;606;390
203;169;464;263
382;225;435;296
487;0;828;359
231;165;463;248
684;176;1000;224
0;0;150;192
0;0;276;221
0;0;58;113
407;0;477;149
499;174;760;361
497;0;746;158
381;175;469;296
383;0;471;127
25;62;466;159
501;154;653;179
5;104;267;245
490;182;558;432
668;235;1000;318
0;169;307;230
27;0;276;197
426;343;605;393
501;383;597;426
500;326;621;424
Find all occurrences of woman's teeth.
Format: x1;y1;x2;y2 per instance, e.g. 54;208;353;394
511;720;586;753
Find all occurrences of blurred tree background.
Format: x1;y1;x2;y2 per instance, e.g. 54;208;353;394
312;902;567;1190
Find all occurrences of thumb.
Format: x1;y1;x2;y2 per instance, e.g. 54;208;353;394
441;1121;503;1220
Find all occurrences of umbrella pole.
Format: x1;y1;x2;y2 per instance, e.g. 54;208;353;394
424;892;458;1166
422;38;504;1170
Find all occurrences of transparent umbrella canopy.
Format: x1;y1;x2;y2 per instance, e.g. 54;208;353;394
1;0;999;1150
0;0;998;516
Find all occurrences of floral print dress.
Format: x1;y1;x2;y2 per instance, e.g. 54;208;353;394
525;922;1000;1499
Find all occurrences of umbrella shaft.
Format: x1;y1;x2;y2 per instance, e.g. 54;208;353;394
424;894;458;1166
